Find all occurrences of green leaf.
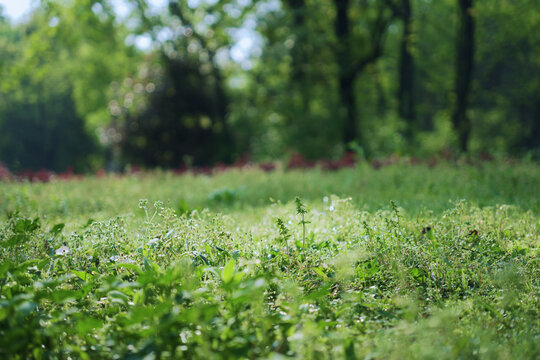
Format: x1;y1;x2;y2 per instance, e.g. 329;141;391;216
15;301;37;316
82;219;95;229
71;270;92;282
304;284;331;300
76;317;104;335
108;290;129;305
222;259;235;284
14;217;40;233
50;289;84;302
143;257;159;274
313;266;330;280
50;223;65;235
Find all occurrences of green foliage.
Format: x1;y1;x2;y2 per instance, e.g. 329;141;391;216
294;196;307;215
209;187;241;204
0;0;138;171
0;164;538;358
295;196;310;256
275;217;291;256
2;0;540;169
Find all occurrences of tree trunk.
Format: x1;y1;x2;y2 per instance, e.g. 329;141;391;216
397;0;415;139
334;0;357;144
525;101;540;150
452;0;475;152
340;76;357;144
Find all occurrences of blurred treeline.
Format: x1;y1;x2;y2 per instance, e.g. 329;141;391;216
0;0;539;172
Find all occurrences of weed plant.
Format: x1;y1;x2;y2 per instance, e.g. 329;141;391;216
0;162;538;359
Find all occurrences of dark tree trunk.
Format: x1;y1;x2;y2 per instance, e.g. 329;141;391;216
340;76;357;144
334;0;357;144
452;0;475;152
332;0;389;147
210;67;233;161
397;0;415;139
525;101;540;150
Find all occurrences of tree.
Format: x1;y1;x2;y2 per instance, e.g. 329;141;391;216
473;0;540;154
0;6;100;172
387;0;415;140
121;54;230;167
451;0;475;152
332;0;392;146
117;0;256;166
283;0;308;114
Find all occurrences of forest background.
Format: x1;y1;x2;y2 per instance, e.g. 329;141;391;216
0;0;539;173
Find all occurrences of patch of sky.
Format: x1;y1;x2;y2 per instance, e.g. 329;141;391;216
0;0;264;66
0;0;33;22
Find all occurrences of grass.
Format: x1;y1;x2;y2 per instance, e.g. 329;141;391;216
0;161;539;359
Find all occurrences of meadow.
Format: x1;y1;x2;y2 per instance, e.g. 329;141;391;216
0;160;539;359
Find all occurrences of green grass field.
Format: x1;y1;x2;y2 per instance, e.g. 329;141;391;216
1;161;539;359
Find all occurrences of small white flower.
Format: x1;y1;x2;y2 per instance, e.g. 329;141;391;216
55;243;71;256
